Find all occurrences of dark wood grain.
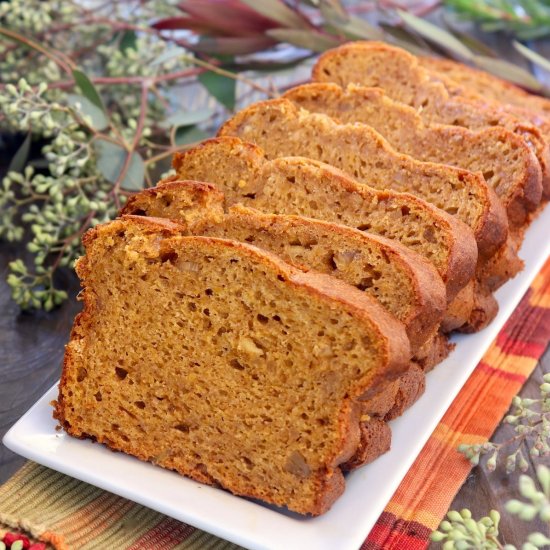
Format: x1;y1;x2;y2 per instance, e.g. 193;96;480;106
1;244;549;545
0;245;80;484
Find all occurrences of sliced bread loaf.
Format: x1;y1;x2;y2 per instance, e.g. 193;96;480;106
218;98;504;261
313;41;548;203
54;215;410;515
173;137;478;305
284;82;540;228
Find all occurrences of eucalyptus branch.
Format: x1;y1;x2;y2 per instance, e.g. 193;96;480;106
458;375;550;473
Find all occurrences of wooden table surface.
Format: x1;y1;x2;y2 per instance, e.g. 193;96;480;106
0;244;548;548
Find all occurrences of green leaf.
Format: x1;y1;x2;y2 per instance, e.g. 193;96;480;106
67;94;109;130
514;41;550;75
227;55;312;73
119;30;137;52
319;0;348;25
94;139;145;191
328;15;385;41
446;28;498;58
239;0;311;29
397;10;473;61
175;126;210;146
72;69;105;112
198;71;236;111
266;28;340;52
8;133;31;173
160;108;215;130
473;54;543;91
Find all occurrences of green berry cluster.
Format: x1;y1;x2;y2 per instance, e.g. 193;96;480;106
458;374;550;473
0;0;217;310
432;466;550;549
0;78;121;309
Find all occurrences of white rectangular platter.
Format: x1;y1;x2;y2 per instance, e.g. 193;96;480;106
4;205;550;550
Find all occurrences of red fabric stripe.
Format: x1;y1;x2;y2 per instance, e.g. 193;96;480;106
126;518;195;550
476;361;527;383
361;513;432;550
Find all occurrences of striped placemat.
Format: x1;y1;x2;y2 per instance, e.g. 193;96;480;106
1;258;550;550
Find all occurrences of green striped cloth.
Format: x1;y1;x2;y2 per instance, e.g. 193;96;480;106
0;461;241;549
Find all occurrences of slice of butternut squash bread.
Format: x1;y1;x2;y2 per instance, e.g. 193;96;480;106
420;56;550;200
284;82;538;229
172;137;477;306
123;195;408;464
218;98;502;261
53;215;410;515
313;41;548;205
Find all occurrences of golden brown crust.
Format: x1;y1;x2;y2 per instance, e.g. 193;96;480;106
420;56;550;200
384;363;426;421
413;331;454;372
340;419;392;471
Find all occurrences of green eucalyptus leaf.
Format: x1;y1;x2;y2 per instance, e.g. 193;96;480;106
198;71;236;111
329;15;385;41
94;139;145;191
319;0;348;25
119;30;137;52
473;54;543;91
67;94;109;130
378;23;433;56
397;10;473;60
266;28;340;53
514;41;550;75
446;28;498;57
72;69;105;112
175;126;210;146
161;108;215;130
8;132;31;173
239;0;311;29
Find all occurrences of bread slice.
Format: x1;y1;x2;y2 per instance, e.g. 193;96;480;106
123;179;225;224
420;56;550;199
313;41;547;207
173;137;477;306
218;97;503;261
53;215;410;515
284;82;539;229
